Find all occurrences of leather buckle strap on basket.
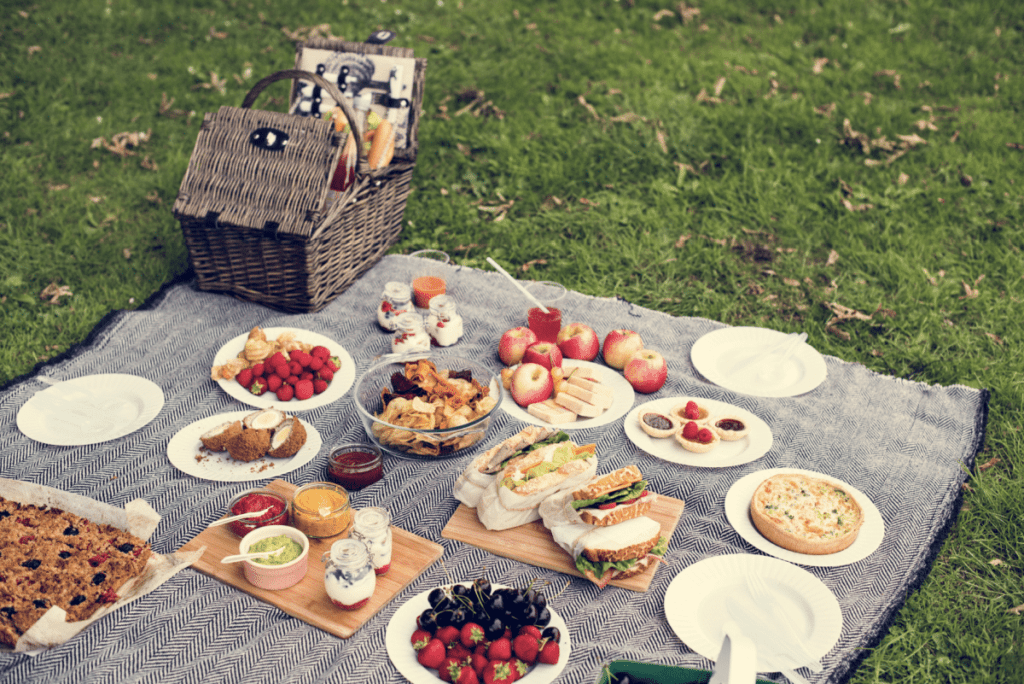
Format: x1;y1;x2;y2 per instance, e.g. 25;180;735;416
173;52;425;313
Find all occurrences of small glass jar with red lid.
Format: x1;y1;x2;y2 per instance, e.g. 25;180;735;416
224;489;290;538
327;442;384;490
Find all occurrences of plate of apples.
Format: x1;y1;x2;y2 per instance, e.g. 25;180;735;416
497;324;648;430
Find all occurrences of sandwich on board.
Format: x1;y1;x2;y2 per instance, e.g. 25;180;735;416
453;426;563;508
541;466;669;588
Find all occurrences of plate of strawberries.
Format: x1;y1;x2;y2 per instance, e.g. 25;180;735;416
386;578;570;684
211;327;355;411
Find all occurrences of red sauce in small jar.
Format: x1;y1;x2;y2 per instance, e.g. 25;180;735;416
228;492;287;537
328;447;384;490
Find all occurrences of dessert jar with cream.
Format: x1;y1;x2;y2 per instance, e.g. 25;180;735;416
350;507;392;575
290;482;352;539
322;538;376;610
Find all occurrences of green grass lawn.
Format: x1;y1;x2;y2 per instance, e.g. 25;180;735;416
2;0;1022;680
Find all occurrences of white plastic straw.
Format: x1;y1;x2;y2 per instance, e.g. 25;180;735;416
485;257;549;313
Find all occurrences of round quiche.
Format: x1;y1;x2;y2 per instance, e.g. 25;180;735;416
749;473;864;555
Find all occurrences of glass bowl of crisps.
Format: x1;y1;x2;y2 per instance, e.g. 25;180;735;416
353;355;503;460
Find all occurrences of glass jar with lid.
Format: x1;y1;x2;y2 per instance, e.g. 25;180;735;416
322;539;376;610
378;281;413;331
351;507;393;575
426;295;464;347
391;312;431;354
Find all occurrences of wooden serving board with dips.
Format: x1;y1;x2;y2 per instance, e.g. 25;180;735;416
441;495;685;592
178;479;443;639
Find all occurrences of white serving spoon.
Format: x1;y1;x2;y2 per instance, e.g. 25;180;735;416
208;507;274;529
220;547;286;564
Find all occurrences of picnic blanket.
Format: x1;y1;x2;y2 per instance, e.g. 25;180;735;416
0;255;988;684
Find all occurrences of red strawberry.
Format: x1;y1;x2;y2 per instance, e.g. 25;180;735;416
268;352;287;367
297;352;312;368
300;371;314;382
251;362;265;377
294;379;314;400
470;652;489;675
512;634;540;665
482;660;515;684
486;637;512;661
456;666;480;684
286;375;299;386
435;625;461;648
275;384;294;402
510;658;530;680
272;362;290;379
236;368;253;388
439;656;463;682
249;377;267;396
326;356;341;372
311;345;331;361
537;640;559;665
411;628;433;650
684;400;700;420
461;622;486;648
313;378;329;394
316;367;335;382
289;349;305;362
447;642;471;662
682;421;699;440
697;427;714;444
417;638;446;669
266;375;283;392
517;625;542;640
308;357;324;372
473;643;488;657
289;360;303;376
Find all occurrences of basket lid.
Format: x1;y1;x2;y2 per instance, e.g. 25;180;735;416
173;106;343;239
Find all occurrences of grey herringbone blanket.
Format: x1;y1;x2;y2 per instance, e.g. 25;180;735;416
0;255;988;683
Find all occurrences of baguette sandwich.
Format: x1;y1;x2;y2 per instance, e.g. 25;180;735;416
549;516;668;589
453;426;563;508
539;465;657;528
475;439;598;531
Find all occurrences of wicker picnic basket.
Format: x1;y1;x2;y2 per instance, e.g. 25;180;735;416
173;42;426;313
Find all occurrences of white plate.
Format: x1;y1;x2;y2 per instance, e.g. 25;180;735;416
725;468;885;567
664;553;842;670
386;583;571;684
500;361;635;430
623;397;773;467
17;374;164;446
166;411;322;482
211;327;355;410
690;327;827;397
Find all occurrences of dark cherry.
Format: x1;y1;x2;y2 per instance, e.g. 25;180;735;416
451;584;471;599
451;607;468;627
532;592;547;611
535;606;551;627
483;617;505;640
542;626;561;643
643;413;673;430
522;603;538;623
716;418;746;431
418;609;438;631
428;587;448;608
473;577;492;597
434;609;454;628
486;593;505;614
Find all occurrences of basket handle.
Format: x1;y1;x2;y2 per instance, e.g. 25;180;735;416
241;69;367;174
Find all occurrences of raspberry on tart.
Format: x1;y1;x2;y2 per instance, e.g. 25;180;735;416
712;415;749;441
674;421;720;453
670;399;711;425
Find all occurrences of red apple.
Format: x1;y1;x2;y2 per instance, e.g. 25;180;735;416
624;349;668;393
556;323;600;361
498;327;539;366
602;329;644;370
522;342;563;371
509;363;554;407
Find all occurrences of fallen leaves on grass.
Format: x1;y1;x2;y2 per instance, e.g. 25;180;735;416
978;457;1001;471
159;92;187;118
822;301;874;339
1008;604;1024;615
986;332;1004;345
520;259;547;272
451;89;505;119
91;130;152;157
922;268;945;286
0;92;12;100
675;233;692;248
960;276;984;299
1007;142;1024;151
764;79;779;99
990;559;1005;566
839;119;928;166
40;282;72;304
192;71;227;95
47;184;69;192
874;69;902;90
140;155;158;171
678;3;701;25
838;178;874;212
814;102;836;118
813;58;829;74
27;46;41;56
280;24;337;42
826;249;839;266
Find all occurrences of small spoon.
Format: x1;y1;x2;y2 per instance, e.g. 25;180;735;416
208;507;273;528
221;547;286;564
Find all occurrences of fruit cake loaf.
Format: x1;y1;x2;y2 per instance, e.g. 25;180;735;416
749;473;864;555
0;496;152;647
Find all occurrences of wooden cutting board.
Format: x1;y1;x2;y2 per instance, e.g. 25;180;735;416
441;495;685;592
178;479;443;639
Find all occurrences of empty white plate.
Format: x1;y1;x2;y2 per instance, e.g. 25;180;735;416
691;327;827;397
17;374;164;446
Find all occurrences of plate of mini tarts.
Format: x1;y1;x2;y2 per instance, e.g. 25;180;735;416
669;399;712;426
637;409;679;439
674;421;720;453
711;415;749;441
623;397;772;467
